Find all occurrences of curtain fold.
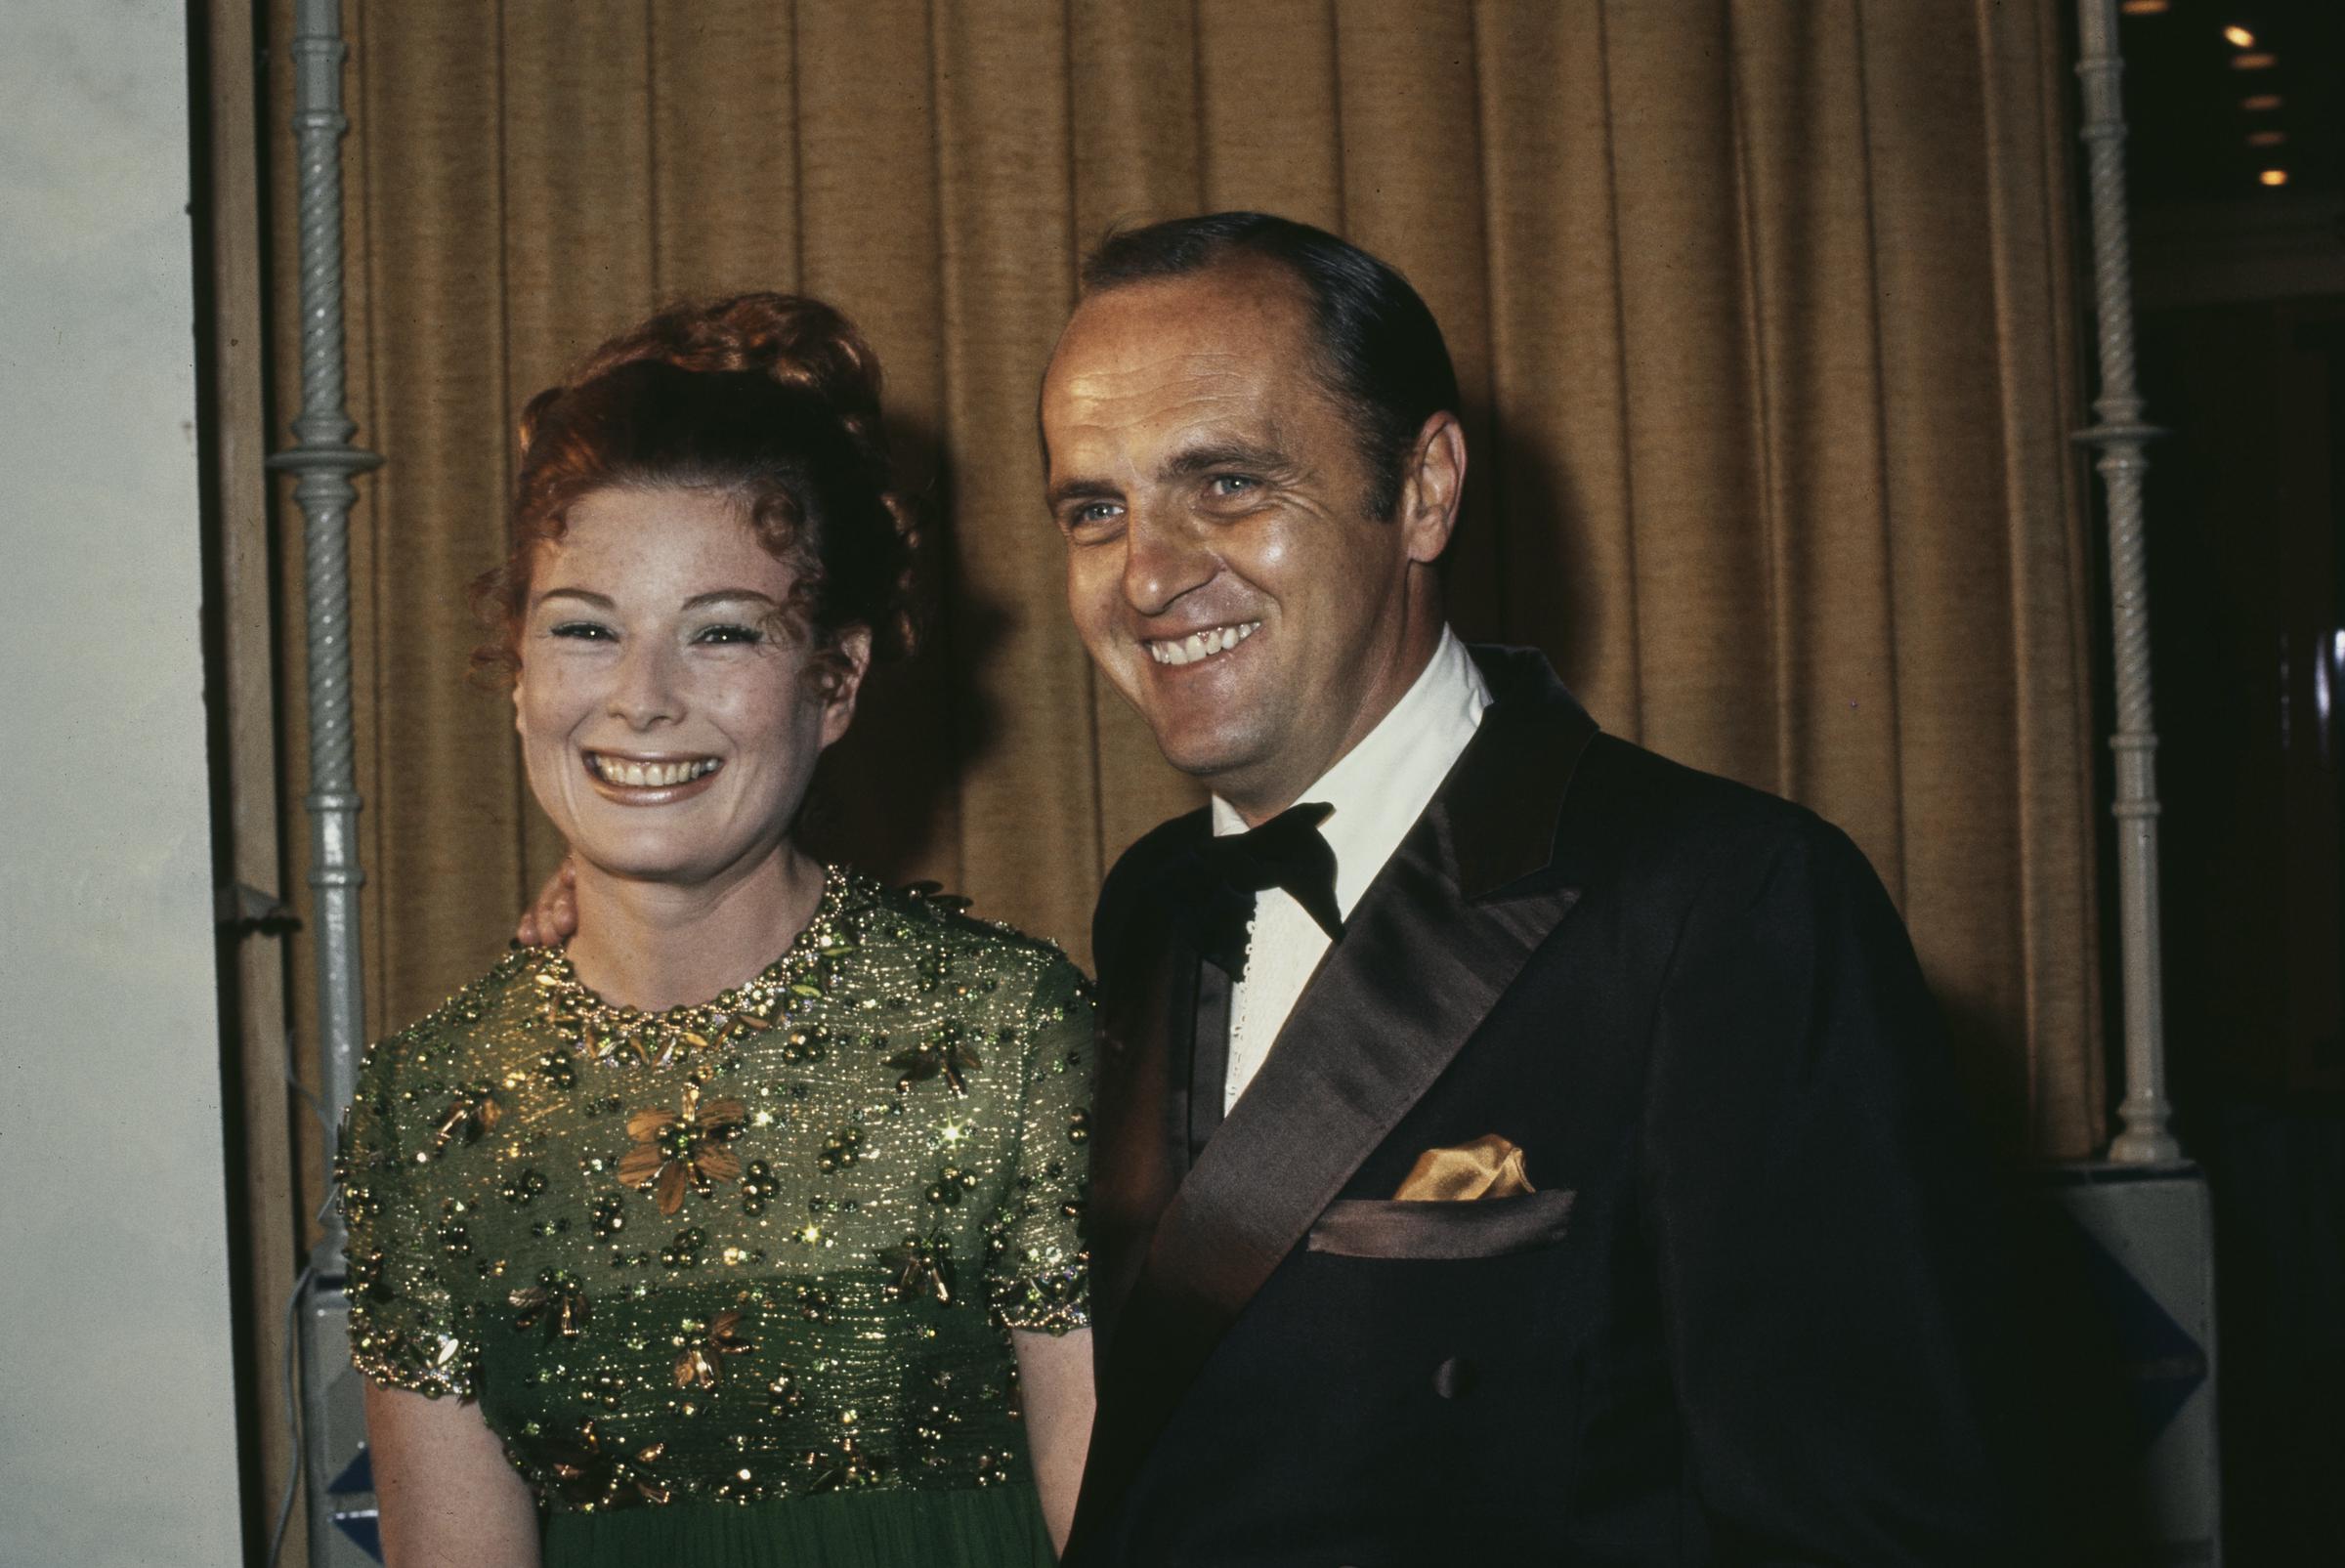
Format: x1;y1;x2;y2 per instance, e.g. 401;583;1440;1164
266;1;2103;1260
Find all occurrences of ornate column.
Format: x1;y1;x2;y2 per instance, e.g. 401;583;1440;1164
2074;0;2181;1165
268;0;381;1255
268;3;381;1562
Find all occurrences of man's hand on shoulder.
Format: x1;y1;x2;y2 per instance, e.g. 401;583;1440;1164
515;857;576;949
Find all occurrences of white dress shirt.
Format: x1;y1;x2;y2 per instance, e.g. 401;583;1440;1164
1211;627;1492;1112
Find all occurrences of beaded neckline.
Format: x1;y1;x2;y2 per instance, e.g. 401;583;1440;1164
527;865;853;1068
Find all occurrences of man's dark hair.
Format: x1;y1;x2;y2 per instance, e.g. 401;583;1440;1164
1080;212;1460;521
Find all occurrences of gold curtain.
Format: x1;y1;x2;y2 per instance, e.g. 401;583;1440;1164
265;1;2103;1238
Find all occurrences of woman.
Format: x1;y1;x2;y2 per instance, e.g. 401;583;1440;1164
340;295;1094;1567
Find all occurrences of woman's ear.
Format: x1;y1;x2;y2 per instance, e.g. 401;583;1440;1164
819;626;874;746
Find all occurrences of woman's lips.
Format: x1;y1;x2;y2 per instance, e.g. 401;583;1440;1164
582;751;723;805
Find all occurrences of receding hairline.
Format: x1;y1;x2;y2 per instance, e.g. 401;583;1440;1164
1039;254;1336;473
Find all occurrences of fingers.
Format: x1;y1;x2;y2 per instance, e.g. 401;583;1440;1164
516;856;580;949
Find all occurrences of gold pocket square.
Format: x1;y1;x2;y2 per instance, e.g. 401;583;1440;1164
1392;1133;1536;1202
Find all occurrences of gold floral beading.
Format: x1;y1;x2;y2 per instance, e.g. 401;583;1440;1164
530;865;851;1069
336;869;1092;1514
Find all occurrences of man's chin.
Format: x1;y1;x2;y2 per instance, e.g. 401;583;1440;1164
1152;729;1276;797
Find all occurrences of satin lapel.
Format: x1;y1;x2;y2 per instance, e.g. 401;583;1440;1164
1087;855;1205;1347
1142;774;1582;1317
1070;648;1599;1554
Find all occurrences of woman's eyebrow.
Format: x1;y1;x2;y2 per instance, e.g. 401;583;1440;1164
533;587;782;612
533;587;615;610
680;588;783;611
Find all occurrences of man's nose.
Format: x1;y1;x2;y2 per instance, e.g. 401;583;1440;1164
607;638;685;727
1121;506;1215;616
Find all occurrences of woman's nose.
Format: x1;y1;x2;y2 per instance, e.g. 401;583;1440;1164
607;639;684;727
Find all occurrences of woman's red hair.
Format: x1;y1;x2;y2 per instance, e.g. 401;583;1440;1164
472;293;918;693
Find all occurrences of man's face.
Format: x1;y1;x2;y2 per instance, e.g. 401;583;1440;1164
1042;265;1449;819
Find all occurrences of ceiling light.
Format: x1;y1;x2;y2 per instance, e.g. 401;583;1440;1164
2224;25;2257;49
2258;169;2289;188
2243;94;2284;111
2233;52;2278;68
2248;131;2287;148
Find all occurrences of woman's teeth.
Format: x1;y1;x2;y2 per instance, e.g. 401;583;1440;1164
1148;621;1260;666
589;755;720;787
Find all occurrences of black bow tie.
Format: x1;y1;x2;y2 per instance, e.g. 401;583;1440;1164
1176;802;1343;981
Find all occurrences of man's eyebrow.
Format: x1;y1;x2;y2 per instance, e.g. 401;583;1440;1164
1160;440;1293;481
1045;476;1124;512
1043;438;1298;512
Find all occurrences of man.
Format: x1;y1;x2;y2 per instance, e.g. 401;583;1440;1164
1043;214;2018;1565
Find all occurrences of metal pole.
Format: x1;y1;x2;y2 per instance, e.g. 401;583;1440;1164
269;0;380;1235
268;3;381;1562
2073;0;2180;1165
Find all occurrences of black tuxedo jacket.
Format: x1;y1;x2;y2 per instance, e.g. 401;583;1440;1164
1065;646;2023;1566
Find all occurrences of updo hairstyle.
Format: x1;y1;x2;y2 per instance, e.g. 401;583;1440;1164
475;293;918;695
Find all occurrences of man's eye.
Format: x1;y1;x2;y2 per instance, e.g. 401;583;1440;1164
1207;475;1258;498
548;621;614;641
1065;501;1124;533
694;623;765;646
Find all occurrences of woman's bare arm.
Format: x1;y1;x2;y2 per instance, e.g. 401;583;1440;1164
364;1381;540;1568
1013;1326;1095;1554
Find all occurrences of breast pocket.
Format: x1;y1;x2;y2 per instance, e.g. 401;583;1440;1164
1304;1188;1576;1260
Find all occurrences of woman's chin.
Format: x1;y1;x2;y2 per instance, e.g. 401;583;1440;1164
563;831;794;894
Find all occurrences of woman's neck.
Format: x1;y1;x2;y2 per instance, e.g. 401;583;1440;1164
561;845;827;1012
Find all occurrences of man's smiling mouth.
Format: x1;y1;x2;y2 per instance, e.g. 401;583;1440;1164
585;752;722;787
1144;621;1260;667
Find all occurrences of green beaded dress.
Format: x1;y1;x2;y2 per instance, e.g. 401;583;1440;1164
339;869;1092;1567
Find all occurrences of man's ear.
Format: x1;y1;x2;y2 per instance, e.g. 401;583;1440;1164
819;626;875;747
1398;410;1467;566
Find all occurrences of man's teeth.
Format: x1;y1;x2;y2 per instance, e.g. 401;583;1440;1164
592;756;720;787
1148;621;1260;666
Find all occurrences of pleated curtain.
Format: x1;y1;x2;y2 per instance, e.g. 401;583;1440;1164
264;0;2103;1250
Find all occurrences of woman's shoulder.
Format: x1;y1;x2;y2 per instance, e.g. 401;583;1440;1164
840;869;1090;1012
355;949;550;1088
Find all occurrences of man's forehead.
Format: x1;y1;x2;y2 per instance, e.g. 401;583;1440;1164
1052;348;1260;411
1054;262;1310;364
1039;263;1320;471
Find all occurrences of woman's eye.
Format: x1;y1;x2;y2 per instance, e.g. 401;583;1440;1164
694;623;765;646
548;621;614;641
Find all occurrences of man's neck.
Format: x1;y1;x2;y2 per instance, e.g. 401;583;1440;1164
1223;617;1449;827
562;845;825;1012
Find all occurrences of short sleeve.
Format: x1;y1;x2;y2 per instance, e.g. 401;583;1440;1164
337;1032;481;1398
984;954;1094;1334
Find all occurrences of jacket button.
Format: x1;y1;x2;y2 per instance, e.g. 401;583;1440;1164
1432;1356;1474;1399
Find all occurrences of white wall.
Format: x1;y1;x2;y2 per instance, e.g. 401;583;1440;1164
0;4;244;1564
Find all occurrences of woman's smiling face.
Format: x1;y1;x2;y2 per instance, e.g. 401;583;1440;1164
513;486;864;889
